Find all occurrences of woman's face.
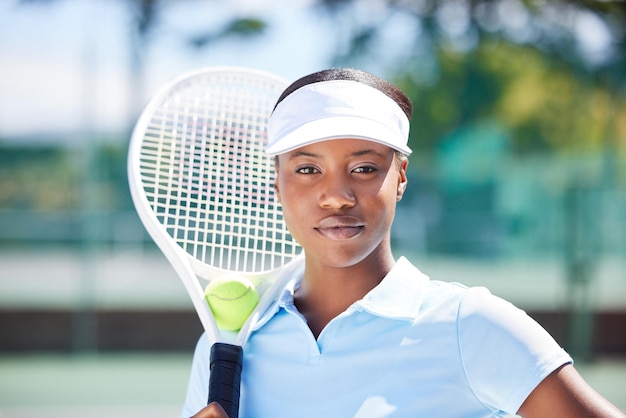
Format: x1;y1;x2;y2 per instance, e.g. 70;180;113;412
274;138;408;269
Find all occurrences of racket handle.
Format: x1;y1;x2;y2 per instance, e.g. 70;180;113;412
208;342;244;418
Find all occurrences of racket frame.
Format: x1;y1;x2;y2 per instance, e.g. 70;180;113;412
128;66;302;416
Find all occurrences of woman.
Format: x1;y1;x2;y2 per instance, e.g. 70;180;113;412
185;68;624;417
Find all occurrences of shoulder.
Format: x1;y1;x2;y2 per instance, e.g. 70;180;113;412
383;258;510;332
404;257;523;325
453;288;572;413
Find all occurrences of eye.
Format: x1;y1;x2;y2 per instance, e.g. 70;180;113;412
296;166;319;175
353;165;377;174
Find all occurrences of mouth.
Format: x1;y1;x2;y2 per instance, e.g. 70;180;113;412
315;216;364;240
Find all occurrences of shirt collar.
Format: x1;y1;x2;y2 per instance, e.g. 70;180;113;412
254;256;429;329
356;256;428;320
252;257;305;331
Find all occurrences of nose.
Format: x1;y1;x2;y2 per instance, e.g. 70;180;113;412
318;173;356;209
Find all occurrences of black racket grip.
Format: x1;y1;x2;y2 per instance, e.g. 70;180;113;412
208;342;244;418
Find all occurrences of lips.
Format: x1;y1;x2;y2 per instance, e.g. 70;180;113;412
315;216;364;240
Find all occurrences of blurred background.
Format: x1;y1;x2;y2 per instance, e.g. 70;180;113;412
0;0;624;416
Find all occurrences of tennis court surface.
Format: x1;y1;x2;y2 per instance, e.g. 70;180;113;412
0;249;624;416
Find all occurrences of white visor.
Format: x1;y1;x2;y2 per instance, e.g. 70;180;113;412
265;79;411;155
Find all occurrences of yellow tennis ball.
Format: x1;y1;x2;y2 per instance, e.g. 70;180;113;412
204;277;259;331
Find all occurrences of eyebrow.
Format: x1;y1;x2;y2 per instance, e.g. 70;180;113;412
287;148;386;161
288;150;320;161
350;149;386;158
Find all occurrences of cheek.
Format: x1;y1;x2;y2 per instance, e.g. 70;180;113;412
380;172;403;204
372;177;402;223
280;202;309;249
275;181;305;231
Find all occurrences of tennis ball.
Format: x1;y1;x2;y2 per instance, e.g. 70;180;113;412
204;277;259;331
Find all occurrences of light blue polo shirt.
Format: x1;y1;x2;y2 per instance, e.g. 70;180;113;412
182;257;572;418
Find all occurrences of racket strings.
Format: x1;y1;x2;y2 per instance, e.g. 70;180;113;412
139;75;300;273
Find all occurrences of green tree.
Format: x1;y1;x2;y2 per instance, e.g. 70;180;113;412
313;0;625;158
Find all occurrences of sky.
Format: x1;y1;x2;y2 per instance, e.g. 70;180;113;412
0;0;615;143
0;0;336;142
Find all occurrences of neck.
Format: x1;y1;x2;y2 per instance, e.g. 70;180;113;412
294;250;396;338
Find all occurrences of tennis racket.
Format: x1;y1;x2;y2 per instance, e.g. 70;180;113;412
128;67;302;417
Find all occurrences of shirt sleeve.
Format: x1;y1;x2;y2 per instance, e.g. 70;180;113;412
458;287;573;415
181;333;211;418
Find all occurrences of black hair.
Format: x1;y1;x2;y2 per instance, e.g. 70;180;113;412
273;68;413;120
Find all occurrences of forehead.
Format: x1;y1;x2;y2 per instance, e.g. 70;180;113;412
280;138;395;160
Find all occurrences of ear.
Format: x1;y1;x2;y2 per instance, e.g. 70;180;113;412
274;181;281;203
396;158;408;202
274;172;282;204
